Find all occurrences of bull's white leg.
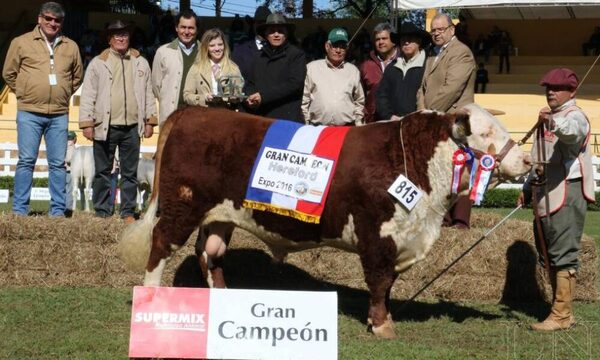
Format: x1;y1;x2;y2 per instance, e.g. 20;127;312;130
84;182;93;212
144;258;168;286
71;176;80;211
136;189;142;212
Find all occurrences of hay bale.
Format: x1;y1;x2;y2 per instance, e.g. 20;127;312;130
0;212;597;302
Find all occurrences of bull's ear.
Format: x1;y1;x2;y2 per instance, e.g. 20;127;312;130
487;143;497;155
451;110;472;140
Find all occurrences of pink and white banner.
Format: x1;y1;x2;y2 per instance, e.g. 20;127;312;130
129;286;338;360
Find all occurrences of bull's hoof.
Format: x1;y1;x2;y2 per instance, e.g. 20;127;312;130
209;268;227;289
369;314;397;339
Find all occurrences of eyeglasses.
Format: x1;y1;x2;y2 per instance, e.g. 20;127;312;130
430;25;452;35
330;42;348;50
41;15;63;24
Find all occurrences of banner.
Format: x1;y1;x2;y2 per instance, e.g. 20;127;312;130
243;120;350;223
129;287;338;360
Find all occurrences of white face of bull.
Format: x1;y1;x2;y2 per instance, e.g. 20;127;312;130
456;103;531;183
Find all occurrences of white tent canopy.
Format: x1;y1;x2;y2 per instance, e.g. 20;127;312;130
394;1;600;19
395;1;600;9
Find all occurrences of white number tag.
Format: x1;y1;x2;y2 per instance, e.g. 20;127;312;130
48;74;57;86
387;174;423;211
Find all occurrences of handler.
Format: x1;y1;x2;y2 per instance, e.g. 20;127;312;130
518;68;595;331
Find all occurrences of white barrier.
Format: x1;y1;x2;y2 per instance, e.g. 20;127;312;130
0;142;156;178
1;143;599;192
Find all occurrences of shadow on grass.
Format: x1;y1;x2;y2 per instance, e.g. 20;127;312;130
499;301;551;322
172;248;502;325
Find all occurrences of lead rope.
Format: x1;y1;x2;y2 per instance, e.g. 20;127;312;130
518;52;600;146
347;5;380;46
395;205;523;315
531;122;551;277
400;120;408;178
577;51;600;92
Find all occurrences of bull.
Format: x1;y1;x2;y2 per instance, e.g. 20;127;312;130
118;105;531;338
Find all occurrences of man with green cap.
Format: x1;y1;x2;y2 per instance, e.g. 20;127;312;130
302;27;364;125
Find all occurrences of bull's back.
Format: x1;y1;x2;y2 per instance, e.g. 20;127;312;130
160;107;272;207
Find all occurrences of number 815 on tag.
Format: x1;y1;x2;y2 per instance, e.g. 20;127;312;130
387;174;423;211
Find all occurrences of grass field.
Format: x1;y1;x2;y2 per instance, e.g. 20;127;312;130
1;287;599;359
1;205;599;359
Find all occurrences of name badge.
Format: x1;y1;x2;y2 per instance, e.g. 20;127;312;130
49;74;57;86
387;174;423;211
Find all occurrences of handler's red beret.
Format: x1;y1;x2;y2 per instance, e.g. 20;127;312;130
539;68;579;89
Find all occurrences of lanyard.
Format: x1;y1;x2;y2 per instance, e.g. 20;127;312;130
45;38;56;73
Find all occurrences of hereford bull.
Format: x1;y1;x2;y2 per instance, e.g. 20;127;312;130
118;104;531;338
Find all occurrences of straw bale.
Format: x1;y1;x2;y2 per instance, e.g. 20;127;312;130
0;212;597;303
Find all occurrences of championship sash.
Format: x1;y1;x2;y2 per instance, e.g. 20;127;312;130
243;120;350;223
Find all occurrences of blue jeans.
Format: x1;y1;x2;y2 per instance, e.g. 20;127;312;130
14;110;68;216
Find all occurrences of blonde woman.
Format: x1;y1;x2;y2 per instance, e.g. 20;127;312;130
183;28;242;106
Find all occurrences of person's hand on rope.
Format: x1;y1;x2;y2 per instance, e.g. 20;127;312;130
537;106;552;127
517;190;531;207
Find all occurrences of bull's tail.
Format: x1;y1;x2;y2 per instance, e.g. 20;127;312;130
117;111;180;271
117;199;158;271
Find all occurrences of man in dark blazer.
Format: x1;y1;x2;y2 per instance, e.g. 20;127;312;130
232;6;270;82
245;13;306;122
417;13;476;229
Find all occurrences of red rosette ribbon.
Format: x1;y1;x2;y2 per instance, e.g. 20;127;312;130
451;149;468;194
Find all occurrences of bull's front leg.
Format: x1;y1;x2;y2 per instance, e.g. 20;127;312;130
358;235;399;339
195;222;233;288
84;183;93;212
144;213;199;286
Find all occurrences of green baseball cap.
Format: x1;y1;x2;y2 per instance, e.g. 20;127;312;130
328;27;348;44
68;131;76;140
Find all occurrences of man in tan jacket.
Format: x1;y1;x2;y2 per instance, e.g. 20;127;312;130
79;20;157;223
417;13;475;113
417;13;476;229
152;9;199;126
2;2;82;217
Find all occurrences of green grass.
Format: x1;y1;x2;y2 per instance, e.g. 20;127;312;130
1;287;599;359
1;206;599;359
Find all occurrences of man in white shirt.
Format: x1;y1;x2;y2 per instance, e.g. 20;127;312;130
302;28;365;126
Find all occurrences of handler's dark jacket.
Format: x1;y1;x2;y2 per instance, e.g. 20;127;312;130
375;50;426;120
232;37;262;83
245;41;306;122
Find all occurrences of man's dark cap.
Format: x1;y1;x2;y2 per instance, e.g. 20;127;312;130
104;19;133;38
395;22;432;48
256;13;295;37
